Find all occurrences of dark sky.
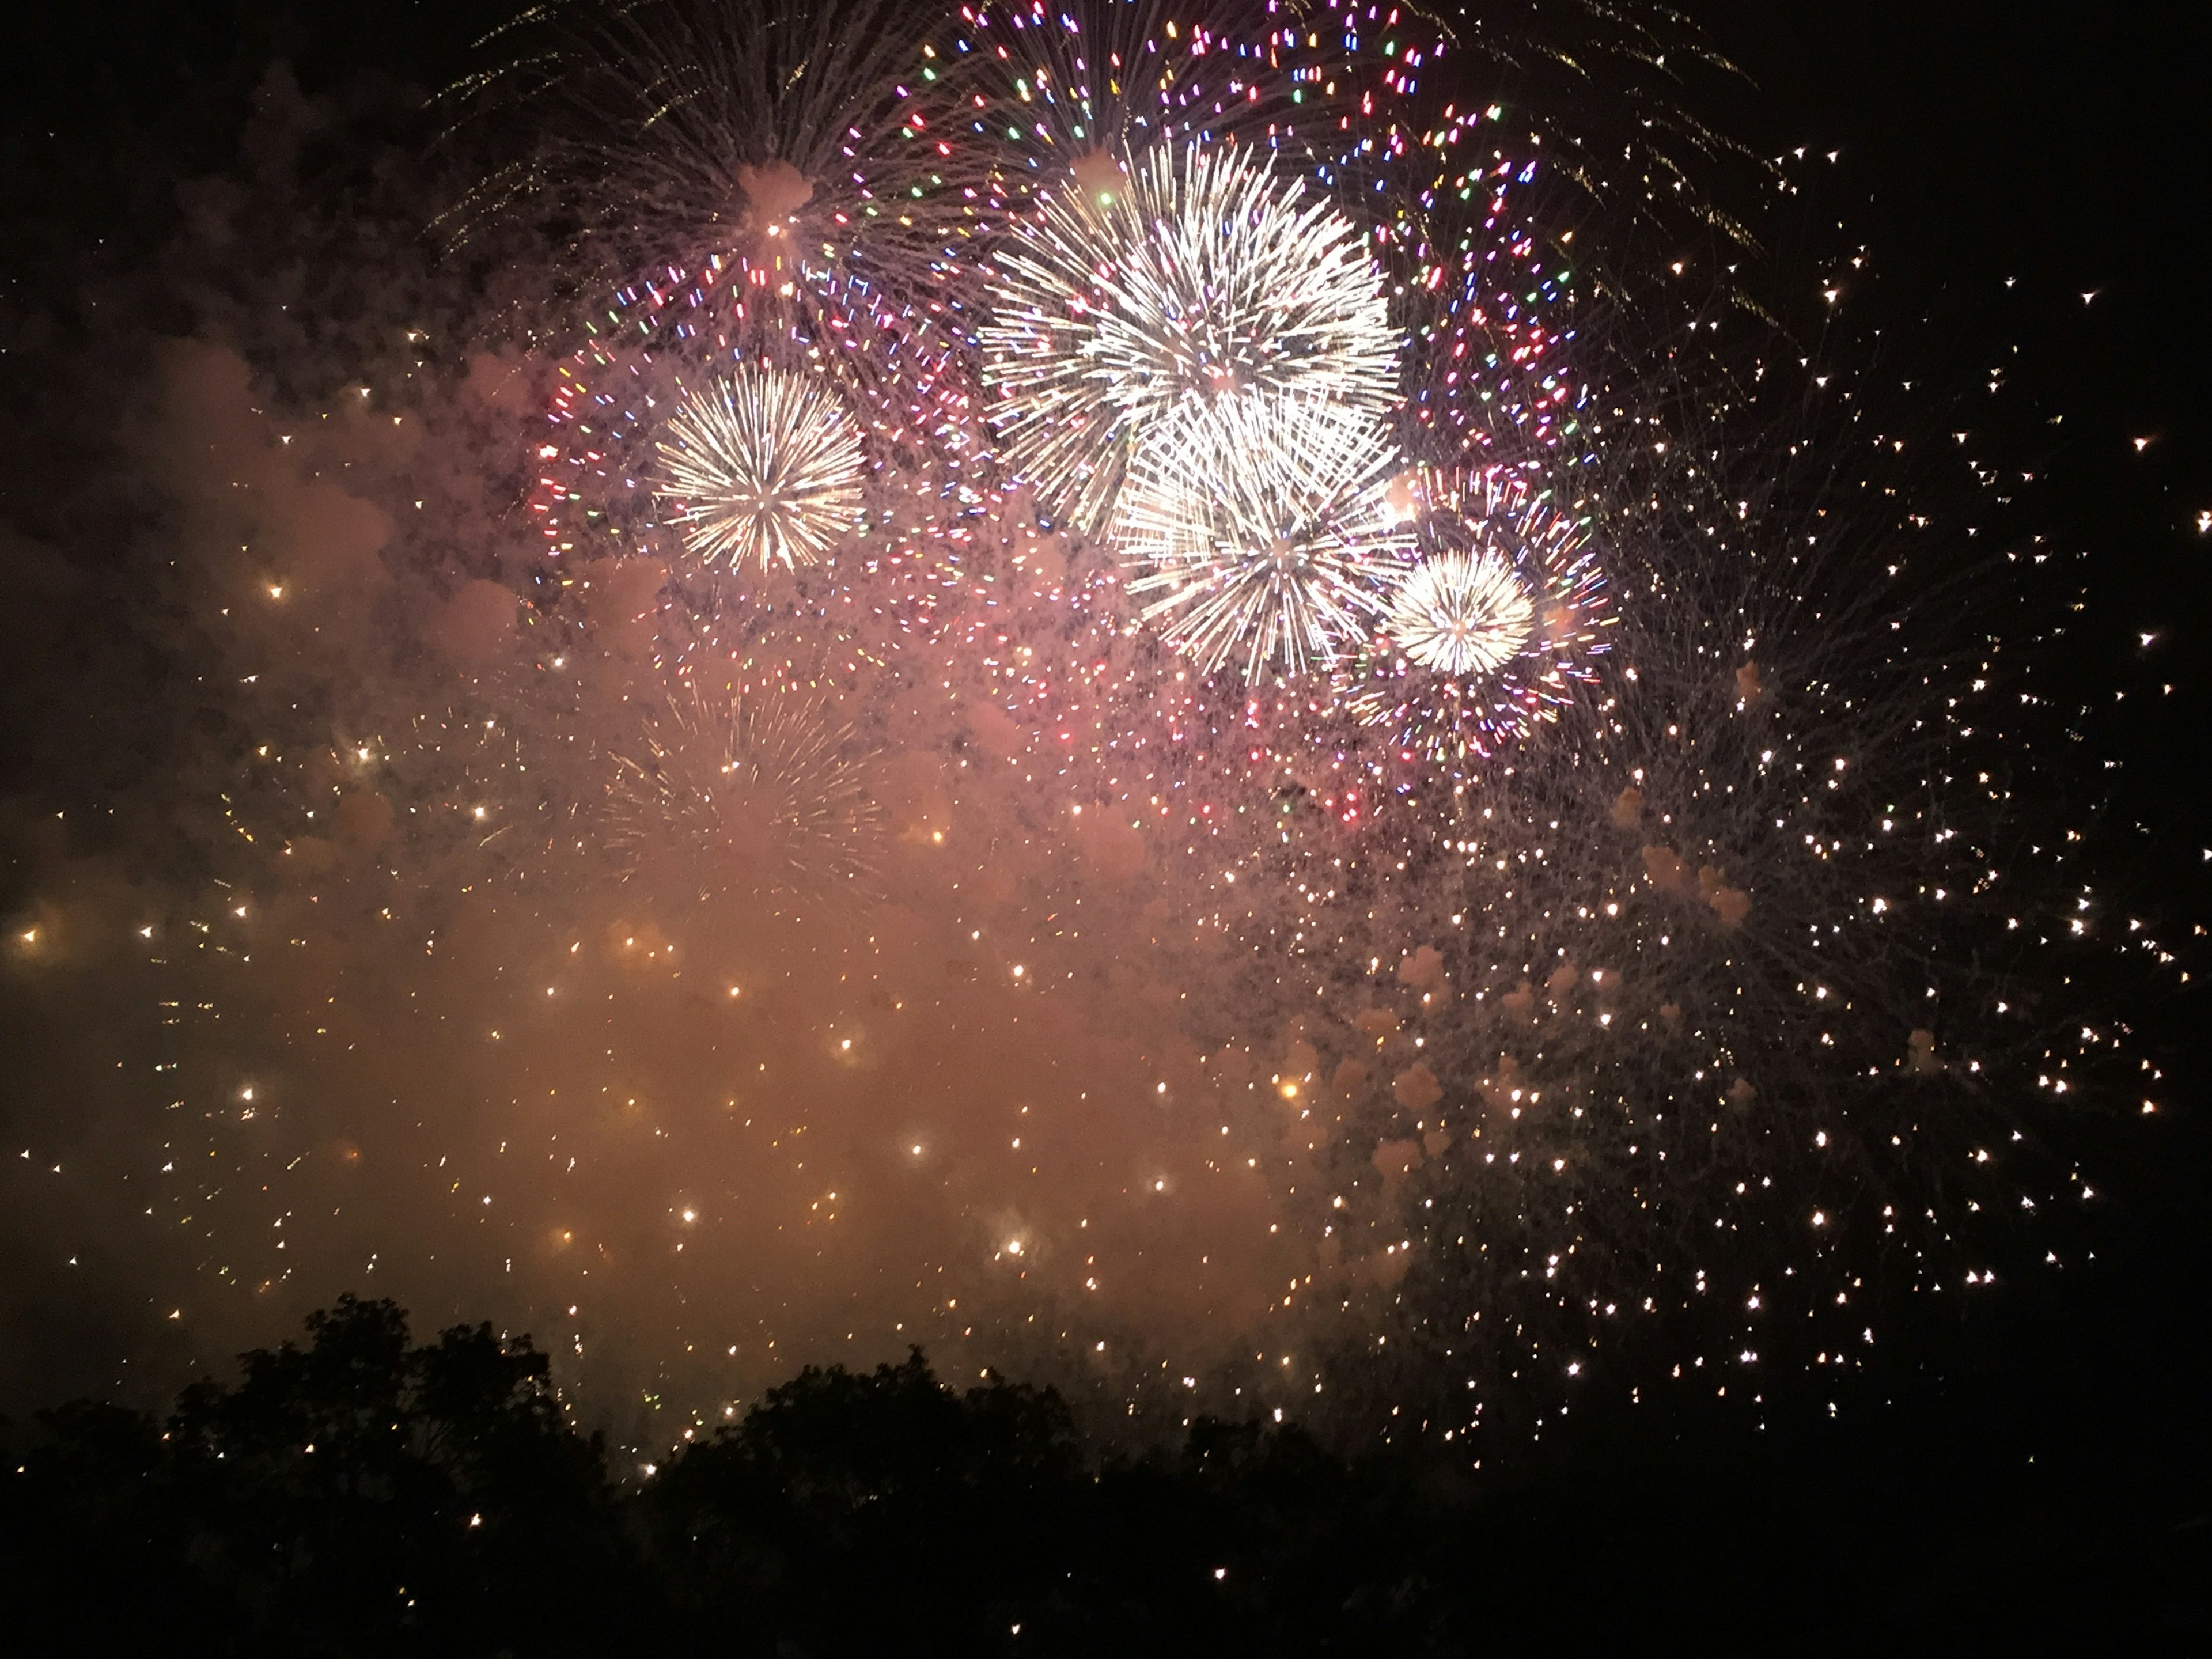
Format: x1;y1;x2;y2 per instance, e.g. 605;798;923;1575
1724;1;2211;507
2;1;2207;1588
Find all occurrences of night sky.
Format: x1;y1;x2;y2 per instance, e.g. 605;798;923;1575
3;0;2207;1616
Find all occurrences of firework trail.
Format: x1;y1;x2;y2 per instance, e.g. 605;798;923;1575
1172;330;2156;1435
1439;0;1774;273
442;0;988;349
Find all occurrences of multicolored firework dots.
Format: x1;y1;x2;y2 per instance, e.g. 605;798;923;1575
1399;157;1585;463
13;2;2180;1473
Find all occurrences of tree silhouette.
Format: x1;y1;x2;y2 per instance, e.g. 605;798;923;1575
646;1350;1088;1649
12;1294;2199;1655
6;1296;628;1656
5;1304;1487;1656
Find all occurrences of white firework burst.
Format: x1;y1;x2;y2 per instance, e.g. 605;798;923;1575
980;141;1400;530
1344;471;1612;764
1385;548;1538;677
655;369;868;571
1122;393;1411;682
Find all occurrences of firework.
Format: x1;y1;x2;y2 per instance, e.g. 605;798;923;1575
605;677;882;897
56;6;2162;1467
1417;0;1772;276
1122;393;1410;681
1394;162;1588;464
1202;329;2139;1433
445;0;981;303
655;368;869;571
915;1;1411;191
1385;547;1535;678
533;255;993;585
981;141;1399;529
1342;472;1608;764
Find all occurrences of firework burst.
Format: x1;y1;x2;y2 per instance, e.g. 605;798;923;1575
981;140;1399;529
532;255;993;586
1386;546;1536;677
1343;471;1608;766
445;0;980;305
112;8;2164;1455
655;368;870;571
605;677;882;898
1121;393;1410;681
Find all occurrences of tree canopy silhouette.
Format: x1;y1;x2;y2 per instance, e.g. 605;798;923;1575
7;1294;2206;1656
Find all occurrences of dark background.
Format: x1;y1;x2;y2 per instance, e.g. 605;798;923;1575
3;0;2208;1644
1658;5;2212;1632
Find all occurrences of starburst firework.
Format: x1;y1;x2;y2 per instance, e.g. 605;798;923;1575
65;0;2166;1461
981;141;1399;529
1122;393;1410;681
1343;472;1609;763
605;678;881;897
655;368;869;571
445;0;978;304
1386;548;1537;677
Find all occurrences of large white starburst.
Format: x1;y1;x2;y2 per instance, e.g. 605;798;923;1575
1122;393;1411;682
980;141;1400;531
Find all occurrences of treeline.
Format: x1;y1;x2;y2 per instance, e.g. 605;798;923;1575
3;1296;2203;1656
0;1296;1485;1656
